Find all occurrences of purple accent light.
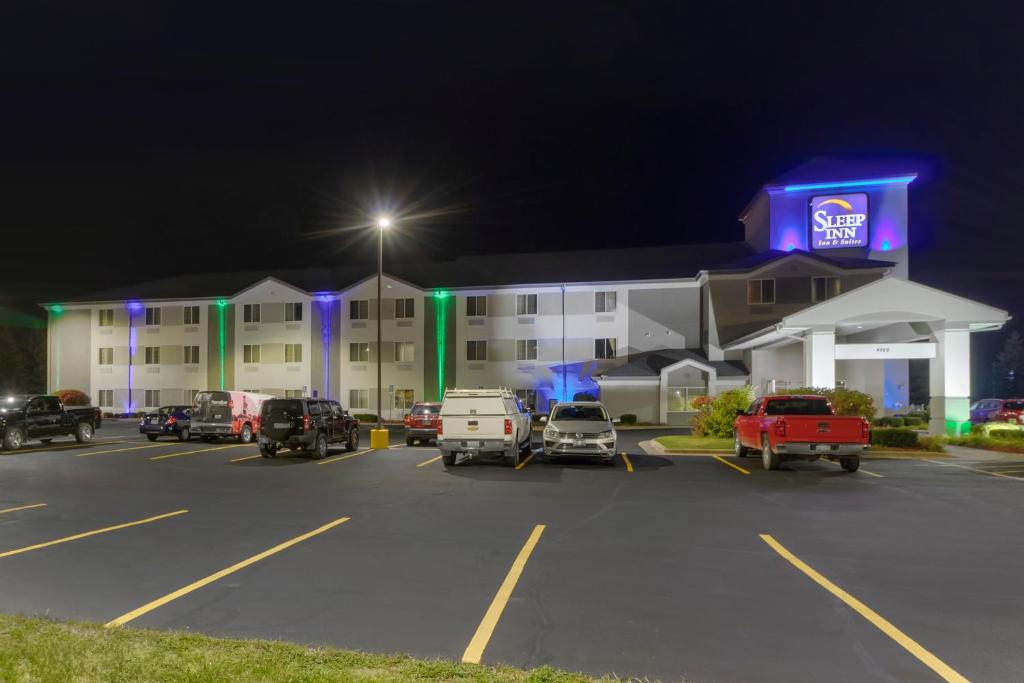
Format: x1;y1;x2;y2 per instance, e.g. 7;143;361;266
774;226;806;252
125;301;140;414
317;297;334;400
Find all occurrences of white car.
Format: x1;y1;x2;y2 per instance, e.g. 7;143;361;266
437;388;533;467
542;401;617;464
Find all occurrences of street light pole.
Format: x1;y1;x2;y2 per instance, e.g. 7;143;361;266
374;216;391;437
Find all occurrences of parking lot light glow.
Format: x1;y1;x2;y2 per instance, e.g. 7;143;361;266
376;216;391;230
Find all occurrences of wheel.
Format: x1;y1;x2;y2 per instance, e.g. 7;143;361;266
178;427;190;442
313;433;328;459
75;422;94;444
508;448;521;468
2;427;24;450
442;452;456;467
147;434;158;442
260;445;276;458
519;435;532;455
406;436;414;447
347;429;360;452
39;438;53;445
734;431;749;457
238;423;253;444
761;434;780;470
840;457;860;472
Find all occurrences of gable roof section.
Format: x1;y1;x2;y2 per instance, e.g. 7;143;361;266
601;348;748;379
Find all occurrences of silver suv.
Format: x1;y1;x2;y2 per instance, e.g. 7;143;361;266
542;401;617;464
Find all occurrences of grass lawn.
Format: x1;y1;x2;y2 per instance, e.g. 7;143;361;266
0;614;604;683
654;435;733;451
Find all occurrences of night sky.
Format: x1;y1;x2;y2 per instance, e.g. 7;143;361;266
3;2;1023;339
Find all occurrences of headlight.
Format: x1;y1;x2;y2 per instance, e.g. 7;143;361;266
598;430;614;439
543;425;557;437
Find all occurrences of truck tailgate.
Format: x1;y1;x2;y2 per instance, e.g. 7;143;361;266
441;415;506;440
781;416;866;443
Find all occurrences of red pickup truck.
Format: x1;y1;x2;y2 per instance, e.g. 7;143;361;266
733;395;870;472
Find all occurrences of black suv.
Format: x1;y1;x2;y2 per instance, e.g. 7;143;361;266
257;398;360;459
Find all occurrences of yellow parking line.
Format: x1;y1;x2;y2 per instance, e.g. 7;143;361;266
2;439;126;456
0;510;188;560
712;455;750;475
416;454;442;467
621;452;633;472
105;516;350;628
760;534;968;683
77;443;178;457
462;524;545;664
229;454;262;463
317;448;373;466
923;458;1024;481
515;453;535;470
0;503;47;516
149;444;247;461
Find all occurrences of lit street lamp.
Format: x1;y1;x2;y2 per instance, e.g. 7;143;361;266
372;216;391;446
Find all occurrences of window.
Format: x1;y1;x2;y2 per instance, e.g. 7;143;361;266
515;389;537;410
516;339;538;361
184;346;200;364
98;389;113;407
349;389;369;409
394;341;415;362
595;338;617;359
285;343;303;363
98;347;113;365
98;309;114;327
595;291;617;313
145;390;160;407
747;279;776;305
145;307;161;326
243;303;261;323
466;295;487;317
394;389;415;410
285;303;303;322
185;389;200;405
144;346;160;364
183;306;200;325
349;342;369;362
395;298;414;319
243;344;261;364
812;276;841;303
467;340;488;361
350;299;369;320
516;294;538;315
284;389;303;398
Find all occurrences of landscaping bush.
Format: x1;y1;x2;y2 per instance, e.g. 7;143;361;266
691;387;752;438
901;416;923;427
773;386;876;420
948;434;1024;454
618;413;638;425
906;410;930;421
53;389;90;406
873;416;905;428
916;435;946;452
352;413;379;423
973;421;1024;437
870;427;919;449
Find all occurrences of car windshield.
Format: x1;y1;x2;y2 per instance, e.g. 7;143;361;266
412;405;439;415
1003;401;1024;411
764;399;833;416
552;405;607;421
262;400;304;420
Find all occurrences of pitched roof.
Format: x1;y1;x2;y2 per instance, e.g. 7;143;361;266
601;349;748;378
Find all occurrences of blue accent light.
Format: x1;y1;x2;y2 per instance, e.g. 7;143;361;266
786;243;795;251
881;240;891;251
317;298;334;399
782;175;916;192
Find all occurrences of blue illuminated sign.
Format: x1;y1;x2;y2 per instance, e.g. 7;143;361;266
810;193;868;250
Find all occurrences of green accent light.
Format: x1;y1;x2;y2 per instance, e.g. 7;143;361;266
434;291;450;401
216;299;228;390
50;305;64;390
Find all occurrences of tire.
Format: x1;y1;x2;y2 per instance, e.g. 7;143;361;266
238;423;253;444
734;431;749;457
178;427;190;442
347;429;359;452
442;452;456;467
406;436;415;447
519;434;532;456
2;427;24;451
840;457;860;472
509;448;521;468
147;434;159;442
313;433;328;459
260;445;276;458
75;421;94;444
761;434;780;471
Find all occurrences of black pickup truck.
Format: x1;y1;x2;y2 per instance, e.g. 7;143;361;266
0;394;102;450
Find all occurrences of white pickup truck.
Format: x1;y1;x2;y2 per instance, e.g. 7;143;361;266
437;388;533;467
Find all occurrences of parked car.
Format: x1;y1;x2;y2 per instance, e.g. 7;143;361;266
257;397;360;458
190;390;273;443
0;394;102;450
542;401;617;464
437;388;533;467
139;405;193;441
971;398;1024;424
733;394;870;471
404;402;441;445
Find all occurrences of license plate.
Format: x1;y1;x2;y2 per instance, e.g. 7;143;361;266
274;423;291;429
574;439;585;447
813;444;827;451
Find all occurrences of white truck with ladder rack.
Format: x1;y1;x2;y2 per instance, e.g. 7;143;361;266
437;388;533;467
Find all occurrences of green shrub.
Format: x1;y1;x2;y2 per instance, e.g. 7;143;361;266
53;389;90;406
870;427;919;448
907;410;930;421
901;416;923;427
618;414;638;425
948;434;1024;453
352;413;378;422
772;386;876;420
691;387;753;438
874;416;905;428
973;421;1024;437
916;435;946;452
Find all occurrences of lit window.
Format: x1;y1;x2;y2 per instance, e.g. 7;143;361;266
349;342;370;362
395;298;415;319
284;389;303;398
285;303;303;322
98;389;113;407
467;340;488;361
98;309;115;327
516;339;538;361
98;347;113;365
243;344;261;364
285;343;303;363
394;341;415;362
394;389;415;410
595;338;617;359
747;279;776;305
144;347;160;364
466;296;487;317
350;300;370;320
145;307;161;326
243;304;261;323
811;276;841;303
595;291;617;313
516;294;538;316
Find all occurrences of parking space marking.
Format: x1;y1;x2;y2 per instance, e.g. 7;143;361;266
0;510;188;560
462;524;546;664
416;454;442;467
149;444;248;461
0;503;47;516
76;443;180;457
229;454;262;463
620;452;633;472
819;460;884;477
105;516;351;628
712;455;750;475
514;452;536;470
316;448;373;466
3;439;126;456
923;458;1024;481
760;534;969;683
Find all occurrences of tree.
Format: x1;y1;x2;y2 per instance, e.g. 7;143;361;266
993;330;1024;398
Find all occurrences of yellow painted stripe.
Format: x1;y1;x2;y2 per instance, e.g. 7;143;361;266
462;524;545;664
760;534;969;683
416;454;442;467
149;444;247;461
77;443;178;457
0;510;188;560
514;453;535;470
713;455;750;475
1;439;125;455
621;452;633;472
923;458;1024;481
229;454;262;463
106;516;350;628
316;448;373;466
0;503;47;515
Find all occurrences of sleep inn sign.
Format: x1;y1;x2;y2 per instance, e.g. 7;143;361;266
811;193;868;249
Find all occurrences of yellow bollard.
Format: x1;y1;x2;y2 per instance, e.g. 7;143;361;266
370;428;390;449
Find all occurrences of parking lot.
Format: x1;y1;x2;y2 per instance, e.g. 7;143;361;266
2;420;1023;682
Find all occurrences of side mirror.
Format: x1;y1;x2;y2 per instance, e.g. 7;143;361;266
539;415;548;423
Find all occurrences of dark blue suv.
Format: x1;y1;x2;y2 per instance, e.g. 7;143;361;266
140;405;193;441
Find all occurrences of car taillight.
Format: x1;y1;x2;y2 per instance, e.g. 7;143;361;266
773;419;786;438
436;418;443;435
166;415;177;426
404;414;412;426
504;418;512;435
862;420;870;439
302;415;310;431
